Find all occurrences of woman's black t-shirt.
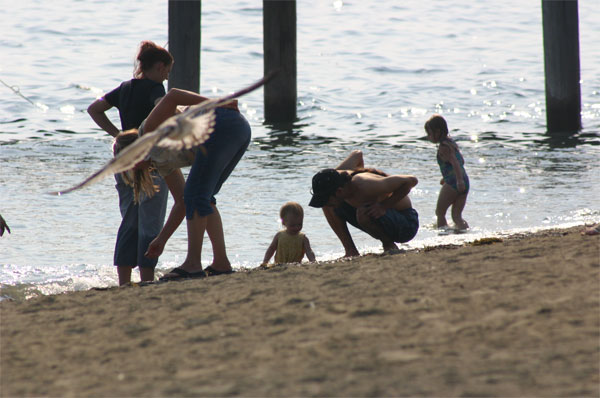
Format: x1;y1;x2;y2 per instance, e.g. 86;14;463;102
104;79;165;131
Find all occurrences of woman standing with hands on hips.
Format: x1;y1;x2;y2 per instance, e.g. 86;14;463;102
87;41;173;285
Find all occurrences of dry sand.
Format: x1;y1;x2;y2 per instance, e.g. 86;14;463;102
1;226;599;397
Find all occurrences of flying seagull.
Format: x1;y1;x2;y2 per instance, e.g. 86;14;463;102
49;72;276;196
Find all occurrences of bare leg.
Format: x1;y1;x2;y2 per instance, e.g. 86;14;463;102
139;267;155;283
179;210;207;272
436;183;457;229
323;206;360;257
206;204;232;271
451;192;469;230
159;210;215;279
117;266;133;286
356;208;398;252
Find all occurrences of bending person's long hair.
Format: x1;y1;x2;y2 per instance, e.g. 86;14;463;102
113;129;159;203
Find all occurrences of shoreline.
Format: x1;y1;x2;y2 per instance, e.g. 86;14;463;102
1;221;597;302
1;226;599;397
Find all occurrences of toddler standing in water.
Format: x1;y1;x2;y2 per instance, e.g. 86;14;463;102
424;114;470;231
262;202;316;267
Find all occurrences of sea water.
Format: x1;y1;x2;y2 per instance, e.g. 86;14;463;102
1;0;599;299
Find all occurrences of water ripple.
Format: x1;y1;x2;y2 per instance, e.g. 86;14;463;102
0;0;598;292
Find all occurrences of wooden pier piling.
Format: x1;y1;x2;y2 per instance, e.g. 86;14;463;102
168;0;201;92
542;0;581;133
263;0;297;124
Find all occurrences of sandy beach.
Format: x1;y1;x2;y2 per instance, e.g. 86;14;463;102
1;226;598;397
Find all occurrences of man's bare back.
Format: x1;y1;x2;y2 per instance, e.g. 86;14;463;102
338;171;414;211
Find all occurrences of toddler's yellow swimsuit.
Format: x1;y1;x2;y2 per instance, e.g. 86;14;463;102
274;231;305;263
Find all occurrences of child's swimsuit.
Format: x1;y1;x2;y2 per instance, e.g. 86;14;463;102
437;138;469;193
275;231;306;263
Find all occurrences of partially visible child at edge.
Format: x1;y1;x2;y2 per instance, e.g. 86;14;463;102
424;114;469;231
262;202;316;267
87;40;173;285
0;213;10;237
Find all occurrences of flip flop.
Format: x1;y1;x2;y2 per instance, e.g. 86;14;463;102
159;267;207;281
204;266;235;276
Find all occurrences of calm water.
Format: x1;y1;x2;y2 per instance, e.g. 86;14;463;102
1;1;599;299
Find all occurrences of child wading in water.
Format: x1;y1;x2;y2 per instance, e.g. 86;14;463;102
262;202;316;267
424;115;469;231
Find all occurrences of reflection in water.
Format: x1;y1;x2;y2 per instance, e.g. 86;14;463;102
255;122;339;150
538;132;599;149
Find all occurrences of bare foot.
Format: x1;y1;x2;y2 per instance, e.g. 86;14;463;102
344;249;360;258
385;248;404;255
454;219;469;231
383;242;399;252
582;224;600;236
437;225;452;235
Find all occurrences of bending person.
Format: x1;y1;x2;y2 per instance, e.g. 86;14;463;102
308;150;419;257
120;87;250;279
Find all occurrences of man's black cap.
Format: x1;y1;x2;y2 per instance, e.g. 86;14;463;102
308;169;344;208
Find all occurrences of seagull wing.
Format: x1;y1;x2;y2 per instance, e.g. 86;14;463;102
48;132;162;195
155;108;216;150
49;71;278;196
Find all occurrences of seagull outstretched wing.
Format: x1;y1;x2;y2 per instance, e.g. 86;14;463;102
154;100;217;150
49;72;276;196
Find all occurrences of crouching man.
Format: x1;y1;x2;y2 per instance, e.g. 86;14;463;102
308;150;419;257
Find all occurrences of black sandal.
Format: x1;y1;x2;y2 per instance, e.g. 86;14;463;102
159;267;207;281
204;266;235;276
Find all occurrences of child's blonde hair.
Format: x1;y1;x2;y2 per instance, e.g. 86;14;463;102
280;201;304;220
113;129;159;203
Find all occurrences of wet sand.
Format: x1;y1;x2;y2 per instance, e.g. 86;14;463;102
1;226;598;397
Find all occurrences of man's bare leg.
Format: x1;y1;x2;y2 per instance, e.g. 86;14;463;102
323;206;360;257
355;209;398;252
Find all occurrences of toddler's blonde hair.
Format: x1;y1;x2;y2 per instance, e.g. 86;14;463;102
280;201;304;220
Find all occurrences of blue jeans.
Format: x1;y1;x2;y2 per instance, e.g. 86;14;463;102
184;108;251;219
114;172;168;268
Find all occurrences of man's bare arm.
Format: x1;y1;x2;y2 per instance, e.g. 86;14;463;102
359;175;418;218
379;175;418;208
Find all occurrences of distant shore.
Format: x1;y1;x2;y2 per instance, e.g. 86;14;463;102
1;226;598;397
